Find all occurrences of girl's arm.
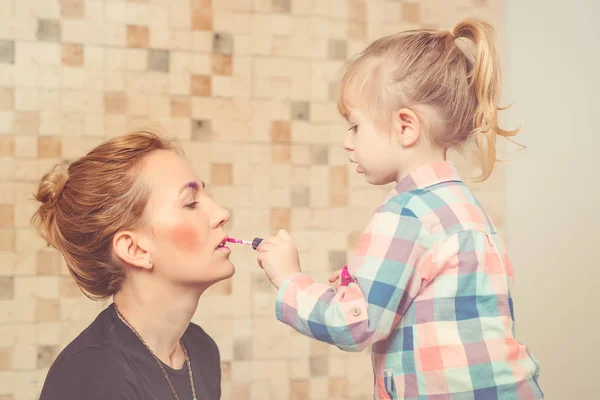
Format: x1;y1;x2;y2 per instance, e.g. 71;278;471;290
276;200;429;351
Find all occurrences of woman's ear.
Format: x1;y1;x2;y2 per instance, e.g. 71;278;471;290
113;231;153;270
392;108;421;148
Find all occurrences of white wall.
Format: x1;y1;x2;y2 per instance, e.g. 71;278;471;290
504;0;600;398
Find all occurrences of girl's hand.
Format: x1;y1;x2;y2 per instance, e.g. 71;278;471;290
329;269;343;289
256;229;301;289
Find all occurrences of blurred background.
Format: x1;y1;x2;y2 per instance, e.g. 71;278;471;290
0;0;597;399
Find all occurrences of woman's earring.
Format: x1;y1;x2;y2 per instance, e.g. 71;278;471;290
148;256;153;266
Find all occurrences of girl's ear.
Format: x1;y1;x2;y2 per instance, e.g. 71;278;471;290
392;108;421;148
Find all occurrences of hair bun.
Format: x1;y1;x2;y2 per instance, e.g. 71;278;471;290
35;163;70;205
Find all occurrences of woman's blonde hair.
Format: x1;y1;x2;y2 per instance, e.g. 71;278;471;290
338;18;520;180
31;130;179;300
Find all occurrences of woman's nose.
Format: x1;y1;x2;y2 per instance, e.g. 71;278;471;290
209;200;230;228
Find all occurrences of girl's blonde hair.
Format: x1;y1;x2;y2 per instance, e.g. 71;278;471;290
338;18;519;180
31;130;179;300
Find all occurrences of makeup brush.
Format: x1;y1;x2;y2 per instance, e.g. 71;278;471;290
226;237;263;250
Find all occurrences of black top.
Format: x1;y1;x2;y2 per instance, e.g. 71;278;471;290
39;303;221;400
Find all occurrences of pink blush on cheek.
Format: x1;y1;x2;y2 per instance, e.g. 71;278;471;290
169;223;204;253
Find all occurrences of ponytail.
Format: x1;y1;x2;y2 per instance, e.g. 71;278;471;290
451;19;522;181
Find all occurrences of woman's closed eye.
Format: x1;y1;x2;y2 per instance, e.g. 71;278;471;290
185;201;200;210
348;124;358;133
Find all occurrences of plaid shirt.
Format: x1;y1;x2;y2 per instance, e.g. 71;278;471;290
276;161;543;399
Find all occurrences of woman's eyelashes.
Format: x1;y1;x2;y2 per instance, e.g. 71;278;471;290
348;124;358;133
185;200;200;210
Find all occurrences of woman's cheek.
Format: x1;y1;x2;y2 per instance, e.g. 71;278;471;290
169;222;205;253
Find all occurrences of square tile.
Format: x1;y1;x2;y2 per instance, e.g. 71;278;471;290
310;356;329;376
60;277;82;297
328;39;347;60
0;348;12;371
148;49;170;73
0;40;15;64
402;3;421;23
37;20;62;42
328;250;346;271
190;75;212;96
37;250;62;275
191;120;212;141
192;7;213;31
291;101;310;121
271;144;291;164
14;112;40;135
62;43;84;67
272;0;291;13
291;187;309;207
212;54;232;76
0;277;14;300
270;208;291;232
328;377;348;398
211;163;233;185
270;121;291;142
37;345;58;369
0;88;14;110
213;32;234;55
329;166;348;188
0;230;15;252
127;25;150;48
60;0;85;19
35;299;60;321
0;205;14;228
0;137;14;157
330;189;348;208
104;92;128;114
171;98;191;117
310;145;329;165
233;337;253;361
290;380;309;400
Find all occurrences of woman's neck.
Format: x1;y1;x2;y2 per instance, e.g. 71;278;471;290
113;280;202;369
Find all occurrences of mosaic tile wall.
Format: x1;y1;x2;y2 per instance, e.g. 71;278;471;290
0;0;505;399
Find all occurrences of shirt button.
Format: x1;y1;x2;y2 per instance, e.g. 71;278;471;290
351;307;361;317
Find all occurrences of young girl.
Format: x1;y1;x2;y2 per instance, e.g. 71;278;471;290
256;19;543;399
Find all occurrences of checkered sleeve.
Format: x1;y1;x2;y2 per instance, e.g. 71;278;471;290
276;199;428;352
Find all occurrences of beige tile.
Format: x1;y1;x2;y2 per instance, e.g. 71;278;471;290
14;111;40;135
191;7;213;31
0;88;14;110
35;299;60;322
211;163;233;186
190;75;212;96
37;137;62;159
60;0;85;19
170;97;191;117
36;250;62;275
126;25;150;48
0;206;14;228
104;91;128;114
270;208;291;232
212;54;233;76
61;43;83;67
271;144;291;164
0;348;12;370
402;2;421;24
0;137;14;157
289;380;309;400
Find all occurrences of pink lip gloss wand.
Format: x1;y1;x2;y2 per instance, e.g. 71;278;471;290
226;237;263;250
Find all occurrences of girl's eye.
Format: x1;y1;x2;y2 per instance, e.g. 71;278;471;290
185;201;199;210
348;125;358;133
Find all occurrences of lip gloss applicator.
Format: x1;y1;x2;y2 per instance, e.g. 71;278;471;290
226;237;263;250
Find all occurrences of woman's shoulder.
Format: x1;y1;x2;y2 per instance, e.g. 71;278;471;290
41;311;139;400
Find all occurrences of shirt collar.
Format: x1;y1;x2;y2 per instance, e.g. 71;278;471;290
383;161;463;203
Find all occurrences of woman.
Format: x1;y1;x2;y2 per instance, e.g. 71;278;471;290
34;130;232;399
